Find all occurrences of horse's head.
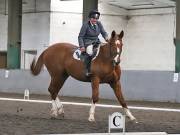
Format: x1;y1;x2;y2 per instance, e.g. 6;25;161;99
108;30;124;66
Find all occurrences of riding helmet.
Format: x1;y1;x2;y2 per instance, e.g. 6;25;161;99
88;10;100;19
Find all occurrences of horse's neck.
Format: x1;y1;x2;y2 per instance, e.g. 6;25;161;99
99;44;111;61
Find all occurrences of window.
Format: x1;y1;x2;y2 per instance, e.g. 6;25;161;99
23;50;37;69
0;51;7;68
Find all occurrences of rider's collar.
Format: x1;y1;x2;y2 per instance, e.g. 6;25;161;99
89;20;97;26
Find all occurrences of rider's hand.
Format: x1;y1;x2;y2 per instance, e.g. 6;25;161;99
80;47;85;52
105;38;109;42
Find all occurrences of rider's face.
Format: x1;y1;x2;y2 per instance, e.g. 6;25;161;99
90;18;98;25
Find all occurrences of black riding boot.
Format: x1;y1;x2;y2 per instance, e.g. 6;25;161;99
84;55;92;76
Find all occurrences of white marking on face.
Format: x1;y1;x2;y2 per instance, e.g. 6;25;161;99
114;47;120;63
115;40;120;45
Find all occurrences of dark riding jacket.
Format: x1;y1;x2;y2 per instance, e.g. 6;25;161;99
78;20;108;48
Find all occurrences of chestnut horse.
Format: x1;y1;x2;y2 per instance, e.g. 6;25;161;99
30;30;136;122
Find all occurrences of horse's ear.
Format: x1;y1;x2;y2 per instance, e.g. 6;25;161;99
119;30;124;38
111;30;116;38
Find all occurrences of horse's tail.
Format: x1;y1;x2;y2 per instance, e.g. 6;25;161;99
30;52;44;76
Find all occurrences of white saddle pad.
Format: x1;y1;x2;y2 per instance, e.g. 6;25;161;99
73;46;100;61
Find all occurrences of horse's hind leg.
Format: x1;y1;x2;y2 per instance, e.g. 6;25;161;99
109;81;136;121
48;74;68;118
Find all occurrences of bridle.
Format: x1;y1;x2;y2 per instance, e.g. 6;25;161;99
109;38;123;66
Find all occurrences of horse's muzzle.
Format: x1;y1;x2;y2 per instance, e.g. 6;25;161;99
113;60;120;66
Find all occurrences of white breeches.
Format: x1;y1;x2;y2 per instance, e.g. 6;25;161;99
86;45;93;56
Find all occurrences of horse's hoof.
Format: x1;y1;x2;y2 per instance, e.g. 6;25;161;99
58;108;64;115
58;113;65;119
124;108;137;122
50;114;58;119
88;119;95;122
128;116;138;123
127;115;136;121
50;110;58;118
50;116;57;120
88;117;95;122
133;118;138;123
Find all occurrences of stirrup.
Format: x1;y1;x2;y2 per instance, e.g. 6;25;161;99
86;72;92;77
85;70;92;77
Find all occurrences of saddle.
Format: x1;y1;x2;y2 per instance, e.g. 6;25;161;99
73;43;100;62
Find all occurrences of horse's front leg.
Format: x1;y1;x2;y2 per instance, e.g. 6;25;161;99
55;96;64;115
110;81;137;121
50;96;64;117
88;76;100;122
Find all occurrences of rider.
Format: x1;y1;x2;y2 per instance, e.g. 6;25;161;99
78;10;109;76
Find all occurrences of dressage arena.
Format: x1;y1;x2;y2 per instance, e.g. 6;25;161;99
1;0;180;135
0;92;180;135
